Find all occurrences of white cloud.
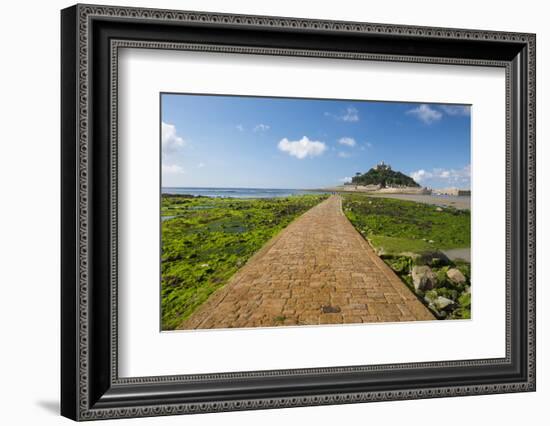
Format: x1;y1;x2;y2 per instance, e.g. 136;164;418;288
434;166;470;181
339;177;352;183
278;136;327;159
337;151;351;158
409;164;471;187
161;122;186;153
254;123;270;132
411;169;431;182
341;107;359;122
439;105;471;116
406;104;443;124
162;123;186;178
338;137;356;147
162;164;185;174
236;124;244;132
325;106;359;122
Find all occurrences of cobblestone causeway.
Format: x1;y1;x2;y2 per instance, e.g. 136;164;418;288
179;195;435;329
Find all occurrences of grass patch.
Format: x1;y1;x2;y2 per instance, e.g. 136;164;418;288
368;235;433;254
342;194;470;255
161;193;328;330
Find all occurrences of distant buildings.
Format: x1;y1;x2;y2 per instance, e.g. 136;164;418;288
351;161;419;188
374;160;391;171
345;162;470;196
432;188;471;196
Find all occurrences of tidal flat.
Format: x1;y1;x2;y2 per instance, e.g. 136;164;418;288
161;193;328;330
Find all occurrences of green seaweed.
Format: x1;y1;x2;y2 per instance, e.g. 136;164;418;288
161;194;328;330
342;194;470;254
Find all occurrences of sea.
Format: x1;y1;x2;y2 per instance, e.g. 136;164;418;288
162;187;326;199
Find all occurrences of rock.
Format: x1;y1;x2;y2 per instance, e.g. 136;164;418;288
435;207;444;212
447;268;466;285
434;296;455;311
415;251;450;266
423;290;438;304
373;246;385;256
411;266;436;291
400;252;421;261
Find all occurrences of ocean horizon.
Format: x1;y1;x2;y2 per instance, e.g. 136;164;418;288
161;187;325;199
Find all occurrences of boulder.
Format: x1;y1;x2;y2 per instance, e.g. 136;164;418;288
435;207;444;212
434;296;455;311
399;252;421;262
423;290;438;304
446;268;466;285
373;246;386;256
411;265;436;291
415;251;450;266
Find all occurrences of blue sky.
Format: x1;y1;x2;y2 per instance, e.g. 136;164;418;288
161;94;471;189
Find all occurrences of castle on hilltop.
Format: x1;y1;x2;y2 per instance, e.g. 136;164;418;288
345;161;431;194
374;161;391;171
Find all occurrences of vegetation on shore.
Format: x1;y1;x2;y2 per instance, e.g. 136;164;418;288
161;193;328;330
342;194;470;254
342;194;471;319
351;164;420;187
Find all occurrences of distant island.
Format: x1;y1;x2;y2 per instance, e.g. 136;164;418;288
350;161;420;188
319;161;470;197
341;161;429;194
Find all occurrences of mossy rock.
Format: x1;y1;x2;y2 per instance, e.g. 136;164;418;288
382;255;413;274
413;251;451;267
458;292;471;308
435;267;450;287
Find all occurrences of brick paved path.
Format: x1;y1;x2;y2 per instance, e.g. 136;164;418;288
179;195;434;329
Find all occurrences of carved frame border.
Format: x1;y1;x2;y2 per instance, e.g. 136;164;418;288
61;3;535;421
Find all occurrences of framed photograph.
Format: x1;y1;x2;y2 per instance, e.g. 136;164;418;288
61;4;536;421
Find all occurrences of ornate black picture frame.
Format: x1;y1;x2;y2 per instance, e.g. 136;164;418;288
61;4;536;421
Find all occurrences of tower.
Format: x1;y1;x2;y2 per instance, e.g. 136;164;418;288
376;161;391;170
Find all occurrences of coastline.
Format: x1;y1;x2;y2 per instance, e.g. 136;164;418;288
312;187;471;210
366;193;470;210
161;187;329;199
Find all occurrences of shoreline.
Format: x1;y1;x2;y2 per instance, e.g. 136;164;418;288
161;187;327;199
160;187;470;210
312;188;470;210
